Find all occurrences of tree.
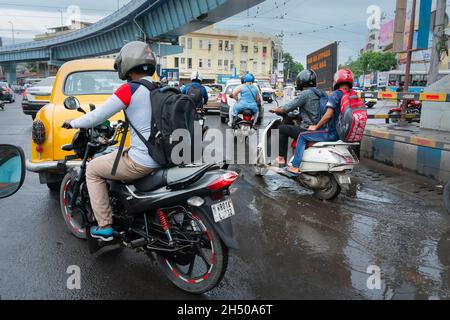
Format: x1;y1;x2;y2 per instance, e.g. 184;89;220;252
340;51;397;78
283;53;304;82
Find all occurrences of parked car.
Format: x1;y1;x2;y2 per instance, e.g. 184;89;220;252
0;82;15;103
22;77;55;120
26;59;158;190
204;84;223;112
219;79;264;125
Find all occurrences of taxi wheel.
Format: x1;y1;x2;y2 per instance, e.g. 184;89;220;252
47;182;61;191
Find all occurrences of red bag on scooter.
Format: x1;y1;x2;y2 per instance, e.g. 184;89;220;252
337;88;368;142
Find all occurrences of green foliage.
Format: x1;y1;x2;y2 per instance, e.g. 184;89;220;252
25;62;38;73
340;51;397;78
283;53;304;82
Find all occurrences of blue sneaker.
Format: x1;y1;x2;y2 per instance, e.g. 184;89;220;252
90;226;114;242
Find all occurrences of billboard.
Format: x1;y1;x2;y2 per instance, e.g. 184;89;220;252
306;42;338;91
379;20;395;47
160;68;179;81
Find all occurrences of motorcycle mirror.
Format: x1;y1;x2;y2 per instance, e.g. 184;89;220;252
89;104;96;112
0;144;26;200
64;96;81;111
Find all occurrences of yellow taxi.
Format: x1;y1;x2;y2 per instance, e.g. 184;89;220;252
26;58;157;190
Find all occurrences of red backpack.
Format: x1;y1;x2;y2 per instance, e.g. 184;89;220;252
336;88;368;142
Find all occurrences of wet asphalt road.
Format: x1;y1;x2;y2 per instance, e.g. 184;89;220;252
1;97;450;300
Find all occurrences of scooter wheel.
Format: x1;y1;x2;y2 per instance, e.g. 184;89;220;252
314;175;341;201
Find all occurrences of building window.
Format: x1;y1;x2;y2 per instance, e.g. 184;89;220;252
174;57;179;68
224;60;229;70
219;40;223;51
180;37;185;48
241;45;248;53
262;46;267;58
199;59;203;68
208;59;212;68
199;40;203;49
254;45;259;54
253;61;258;72
181;57;185;65
218;59;223;67
187;38;192;49
261;61;266;73
188;58;192;69
240;60;247;71
225;40;230;51
230;42;235;52
230;60;234;70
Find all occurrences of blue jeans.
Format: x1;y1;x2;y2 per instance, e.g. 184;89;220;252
291;130;338;168
231;102;259;117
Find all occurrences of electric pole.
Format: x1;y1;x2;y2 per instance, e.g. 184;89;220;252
428;0;447;84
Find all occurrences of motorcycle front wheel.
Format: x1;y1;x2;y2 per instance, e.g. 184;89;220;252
60;172;87;239
156;208;228;294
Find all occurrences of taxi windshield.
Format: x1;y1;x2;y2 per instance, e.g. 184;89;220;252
64;71;125;95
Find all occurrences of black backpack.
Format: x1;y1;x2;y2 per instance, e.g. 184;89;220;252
187;84;204;108
111;80;196;175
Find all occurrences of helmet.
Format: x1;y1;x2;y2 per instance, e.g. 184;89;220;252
190;71;203;83
242;73;255;83
296;69;317;90
333;68;354;90
114;41;156;80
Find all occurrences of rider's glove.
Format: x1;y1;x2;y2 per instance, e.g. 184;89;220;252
62;120;73;129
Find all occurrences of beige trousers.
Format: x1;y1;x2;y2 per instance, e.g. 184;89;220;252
86;149;154;227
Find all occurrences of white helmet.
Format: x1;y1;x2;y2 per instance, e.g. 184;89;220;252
190;71;203;82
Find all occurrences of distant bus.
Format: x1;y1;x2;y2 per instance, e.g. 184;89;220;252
386;70;450;93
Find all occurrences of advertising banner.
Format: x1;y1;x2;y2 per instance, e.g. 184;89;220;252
306;42;338;91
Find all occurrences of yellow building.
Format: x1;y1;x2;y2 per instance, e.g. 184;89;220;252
163;25;280;84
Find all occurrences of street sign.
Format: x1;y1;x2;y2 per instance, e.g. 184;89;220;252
307;42;338;91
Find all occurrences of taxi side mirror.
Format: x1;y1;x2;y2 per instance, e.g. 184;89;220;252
0;145;26;200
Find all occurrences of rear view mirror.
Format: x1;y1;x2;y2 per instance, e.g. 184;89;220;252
0;145;26;199
64;96;81;110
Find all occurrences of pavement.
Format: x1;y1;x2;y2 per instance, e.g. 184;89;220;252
1;97;450;300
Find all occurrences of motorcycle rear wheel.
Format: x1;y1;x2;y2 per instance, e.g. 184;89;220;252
156;208;228;294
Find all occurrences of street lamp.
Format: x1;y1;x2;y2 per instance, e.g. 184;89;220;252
8;21;15;45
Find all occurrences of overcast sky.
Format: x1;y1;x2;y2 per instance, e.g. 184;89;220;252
0;0;407;65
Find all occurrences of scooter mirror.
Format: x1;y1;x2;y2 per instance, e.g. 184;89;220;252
64;96;81;111
0;144;26;200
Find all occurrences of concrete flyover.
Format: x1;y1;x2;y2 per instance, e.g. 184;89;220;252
0;0;265;82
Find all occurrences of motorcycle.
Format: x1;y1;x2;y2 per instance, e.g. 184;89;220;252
387;100;422;124
254;112;360;200
59;96;240;294
233;109;257;138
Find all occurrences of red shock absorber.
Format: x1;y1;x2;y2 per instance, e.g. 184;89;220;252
157;209;173;244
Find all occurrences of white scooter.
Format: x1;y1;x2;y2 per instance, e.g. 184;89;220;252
254;116;360;200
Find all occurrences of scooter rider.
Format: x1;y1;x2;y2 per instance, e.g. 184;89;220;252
182;71;209;108
286;68;353;175
61;41;160;241
269;69;322;166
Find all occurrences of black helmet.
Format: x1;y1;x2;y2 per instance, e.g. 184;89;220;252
296;69;317;90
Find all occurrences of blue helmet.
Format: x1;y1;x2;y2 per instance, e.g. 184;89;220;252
242;73;255;83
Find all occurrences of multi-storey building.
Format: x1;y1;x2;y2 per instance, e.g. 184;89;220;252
163;25;280;84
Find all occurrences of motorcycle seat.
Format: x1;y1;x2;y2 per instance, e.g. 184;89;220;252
133;163;214;192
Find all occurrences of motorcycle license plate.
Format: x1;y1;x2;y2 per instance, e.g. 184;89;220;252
337;174;352;185
211;199;235;223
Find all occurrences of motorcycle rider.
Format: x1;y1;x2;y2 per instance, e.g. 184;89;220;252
229;73;261;128
269;69;322;166
286;68;353;176
62;41;160;241
182;71;209;108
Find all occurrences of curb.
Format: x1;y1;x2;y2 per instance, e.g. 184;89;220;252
362;130;450;183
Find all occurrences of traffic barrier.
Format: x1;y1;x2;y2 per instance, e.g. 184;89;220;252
357;91;450;102
368;114;419;120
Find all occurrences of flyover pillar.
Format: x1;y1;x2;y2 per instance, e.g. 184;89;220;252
1;63;17;84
